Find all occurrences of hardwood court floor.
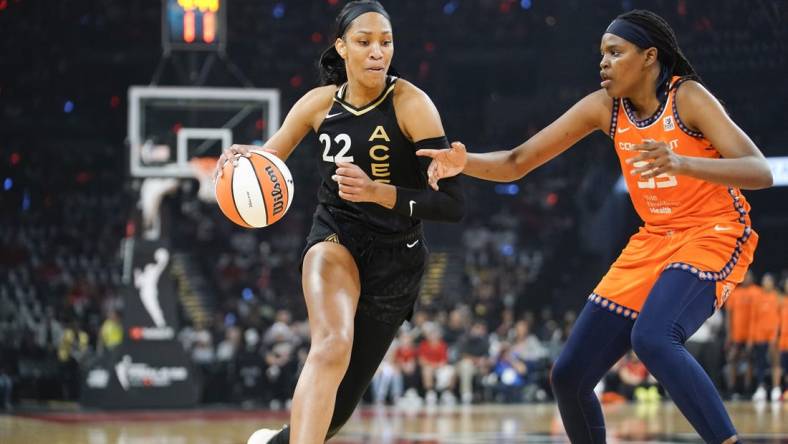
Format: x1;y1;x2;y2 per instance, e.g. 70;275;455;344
2;402;788;443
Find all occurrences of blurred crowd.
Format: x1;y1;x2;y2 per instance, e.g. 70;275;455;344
1;0;787;411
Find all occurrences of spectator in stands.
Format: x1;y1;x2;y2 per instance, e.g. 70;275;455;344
57;318;89;400
371;340;402;405
190;327;215;365
495;309;516;340
603;352;659;402
443;308;469;355
471;281;503;329
263;309;297;346
97;309;123;354
264;340;297;410
511;319;548;368
408;310;430;343
492;342;528;403
455;320;491;404
262;313;300;409
0;359;13;410
35;307;63;355
235;328;265;405
216;325;241;363
418;323;454;405
394;330;420;397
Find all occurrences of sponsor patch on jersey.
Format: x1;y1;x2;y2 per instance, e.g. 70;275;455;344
663;116;675;132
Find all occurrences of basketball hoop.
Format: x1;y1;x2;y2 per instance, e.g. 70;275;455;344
190;157;219;203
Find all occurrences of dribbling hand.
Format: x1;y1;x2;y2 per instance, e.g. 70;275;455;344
213;144;278;182
416;141;467;190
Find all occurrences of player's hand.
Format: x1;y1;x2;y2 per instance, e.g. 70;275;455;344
333;162;380;203
213;145;277;182
416;141;467;190
626;140;687;179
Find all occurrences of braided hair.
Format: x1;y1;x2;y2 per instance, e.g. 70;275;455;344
617;10;703;98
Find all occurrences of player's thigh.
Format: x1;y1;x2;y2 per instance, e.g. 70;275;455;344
302;241;361;339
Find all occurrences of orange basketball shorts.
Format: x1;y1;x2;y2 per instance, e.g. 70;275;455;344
591;220;758;319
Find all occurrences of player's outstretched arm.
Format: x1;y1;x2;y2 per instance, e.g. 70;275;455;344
419;90;610;187
627;81;772;190
214;86;335;180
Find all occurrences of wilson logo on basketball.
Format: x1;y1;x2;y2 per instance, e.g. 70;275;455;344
265;165;285;216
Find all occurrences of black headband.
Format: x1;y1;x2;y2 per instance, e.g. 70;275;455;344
337;3;390;37
607;18;674;97
605;19;654;49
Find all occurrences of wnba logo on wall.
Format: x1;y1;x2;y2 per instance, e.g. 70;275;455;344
134;248;170;328
663;116;676;131
86;368;111;389
114;355;189;391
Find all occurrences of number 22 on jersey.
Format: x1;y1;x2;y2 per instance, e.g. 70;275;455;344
320;133;354;163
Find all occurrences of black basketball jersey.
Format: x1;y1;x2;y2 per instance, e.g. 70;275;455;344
315;76;427;234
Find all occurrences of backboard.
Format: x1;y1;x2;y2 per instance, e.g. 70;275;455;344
128;86;280;178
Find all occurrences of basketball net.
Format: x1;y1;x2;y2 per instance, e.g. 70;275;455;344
190;157;219;204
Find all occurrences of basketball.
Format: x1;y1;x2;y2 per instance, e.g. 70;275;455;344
215;150;294;228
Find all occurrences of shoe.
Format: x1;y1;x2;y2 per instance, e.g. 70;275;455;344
247;428;280;444
752;386;767;402
425;390;438;405
461;391;473;405
771;387;782;403
440;391;457;406
634;386;648;402
646;386;661;402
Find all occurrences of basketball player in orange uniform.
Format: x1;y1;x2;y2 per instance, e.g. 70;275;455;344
724;271;756;396
420;9;772;444
215;2;464;443
749;273;780;402
778;279;788;400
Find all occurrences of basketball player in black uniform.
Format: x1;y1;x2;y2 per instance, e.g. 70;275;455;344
214;2;464;443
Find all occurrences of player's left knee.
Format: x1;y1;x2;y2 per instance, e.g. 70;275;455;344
550;354;581;394
631;326;672;363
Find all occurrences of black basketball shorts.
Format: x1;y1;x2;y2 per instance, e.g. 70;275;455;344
301;204;428;326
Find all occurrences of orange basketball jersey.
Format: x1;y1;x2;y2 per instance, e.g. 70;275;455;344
748;288;779;343
726;285;756;343
779;297;788;351
590;77;758;316
612;76;751;232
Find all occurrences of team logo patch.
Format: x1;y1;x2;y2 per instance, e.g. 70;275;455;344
663;116;675;131
718;282;735;308
324;233;340;244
